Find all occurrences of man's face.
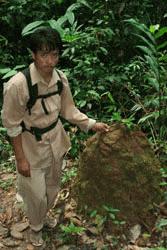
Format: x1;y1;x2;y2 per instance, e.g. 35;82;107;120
32;49;59;75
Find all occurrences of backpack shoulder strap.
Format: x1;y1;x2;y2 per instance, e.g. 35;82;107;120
22;67;38;115
55;69;63;95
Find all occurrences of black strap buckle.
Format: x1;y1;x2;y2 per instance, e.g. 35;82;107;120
30;127;42;141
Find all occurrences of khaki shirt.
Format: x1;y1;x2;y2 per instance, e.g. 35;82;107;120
1;63;96;168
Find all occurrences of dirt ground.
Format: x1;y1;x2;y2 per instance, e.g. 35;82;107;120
0;164;167;250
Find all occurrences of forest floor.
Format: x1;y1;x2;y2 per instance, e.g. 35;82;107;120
0;152;167;250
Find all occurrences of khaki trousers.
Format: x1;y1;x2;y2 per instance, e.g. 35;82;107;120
18;156;62;231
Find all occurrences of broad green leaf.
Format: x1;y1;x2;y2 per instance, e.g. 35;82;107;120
109;213;116;219
107;92;115;104
78;0;92;9
62;48;70;57
103;205;120;213
90;210;97;217
157;41;167;51
77;100;87;108
155;26;167;39
0;68;11;75
66;11;75;25
112;112;122;121
14;65;26;70
159;54;167;62
47;19;57;28
0;35;8;45
63;34;80;42
136;45;154;57
67;3;79;12
47;20;64;36
138;111;159;124
125;18;156;45
131;104;142;112
133;33;156;54
66;1;92;12
56;16;68;26
99;47;108;55
147;77;159;92
144;55;159;80
156;218;167;230
0;127;7;132
2;70;17;79
160;181;167;186
22;21;45;36
87;90;100;101
60;222;85;234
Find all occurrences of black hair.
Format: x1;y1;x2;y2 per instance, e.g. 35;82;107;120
25;27;62;54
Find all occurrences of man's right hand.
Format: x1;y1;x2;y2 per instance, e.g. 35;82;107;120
17;158;31;177
10;134;31;177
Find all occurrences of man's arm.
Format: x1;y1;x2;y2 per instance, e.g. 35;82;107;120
2;74;30;177
59;72;109;133
11;134;31;177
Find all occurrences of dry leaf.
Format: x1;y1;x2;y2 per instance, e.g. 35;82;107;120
59;189;69;200
0;224;8;237
81;233;96;244
87;226;99;235
64;211;76;219
94;239;105;250
26;244;35;250
3;237;20;247
6;206;13;221
128;224;141;243
10;229;23;240
123;246;150;250
11;221;29;232
70;217;82;226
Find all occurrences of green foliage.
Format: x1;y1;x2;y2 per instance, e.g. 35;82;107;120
0;125;15;172
0;0;167;161
60;222;85;234
61;166;77;184
0;178;13;191
160;167;167;202
88;205;126;231
102;205;126;225
59;222;85;243
150;248;167;250
155;218;167;231
124;18;167;154
68;129;88;158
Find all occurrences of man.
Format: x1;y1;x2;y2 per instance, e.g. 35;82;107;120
1;27;109;246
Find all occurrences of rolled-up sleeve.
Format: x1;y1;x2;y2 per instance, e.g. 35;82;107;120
1;74;28;137
59;72;96;132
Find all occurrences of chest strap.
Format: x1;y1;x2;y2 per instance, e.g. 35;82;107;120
21;119;59;141
38;80;63;115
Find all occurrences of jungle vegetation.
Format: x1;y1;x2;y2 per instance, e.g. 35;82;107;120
0;0;167;249
0;0;167;162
